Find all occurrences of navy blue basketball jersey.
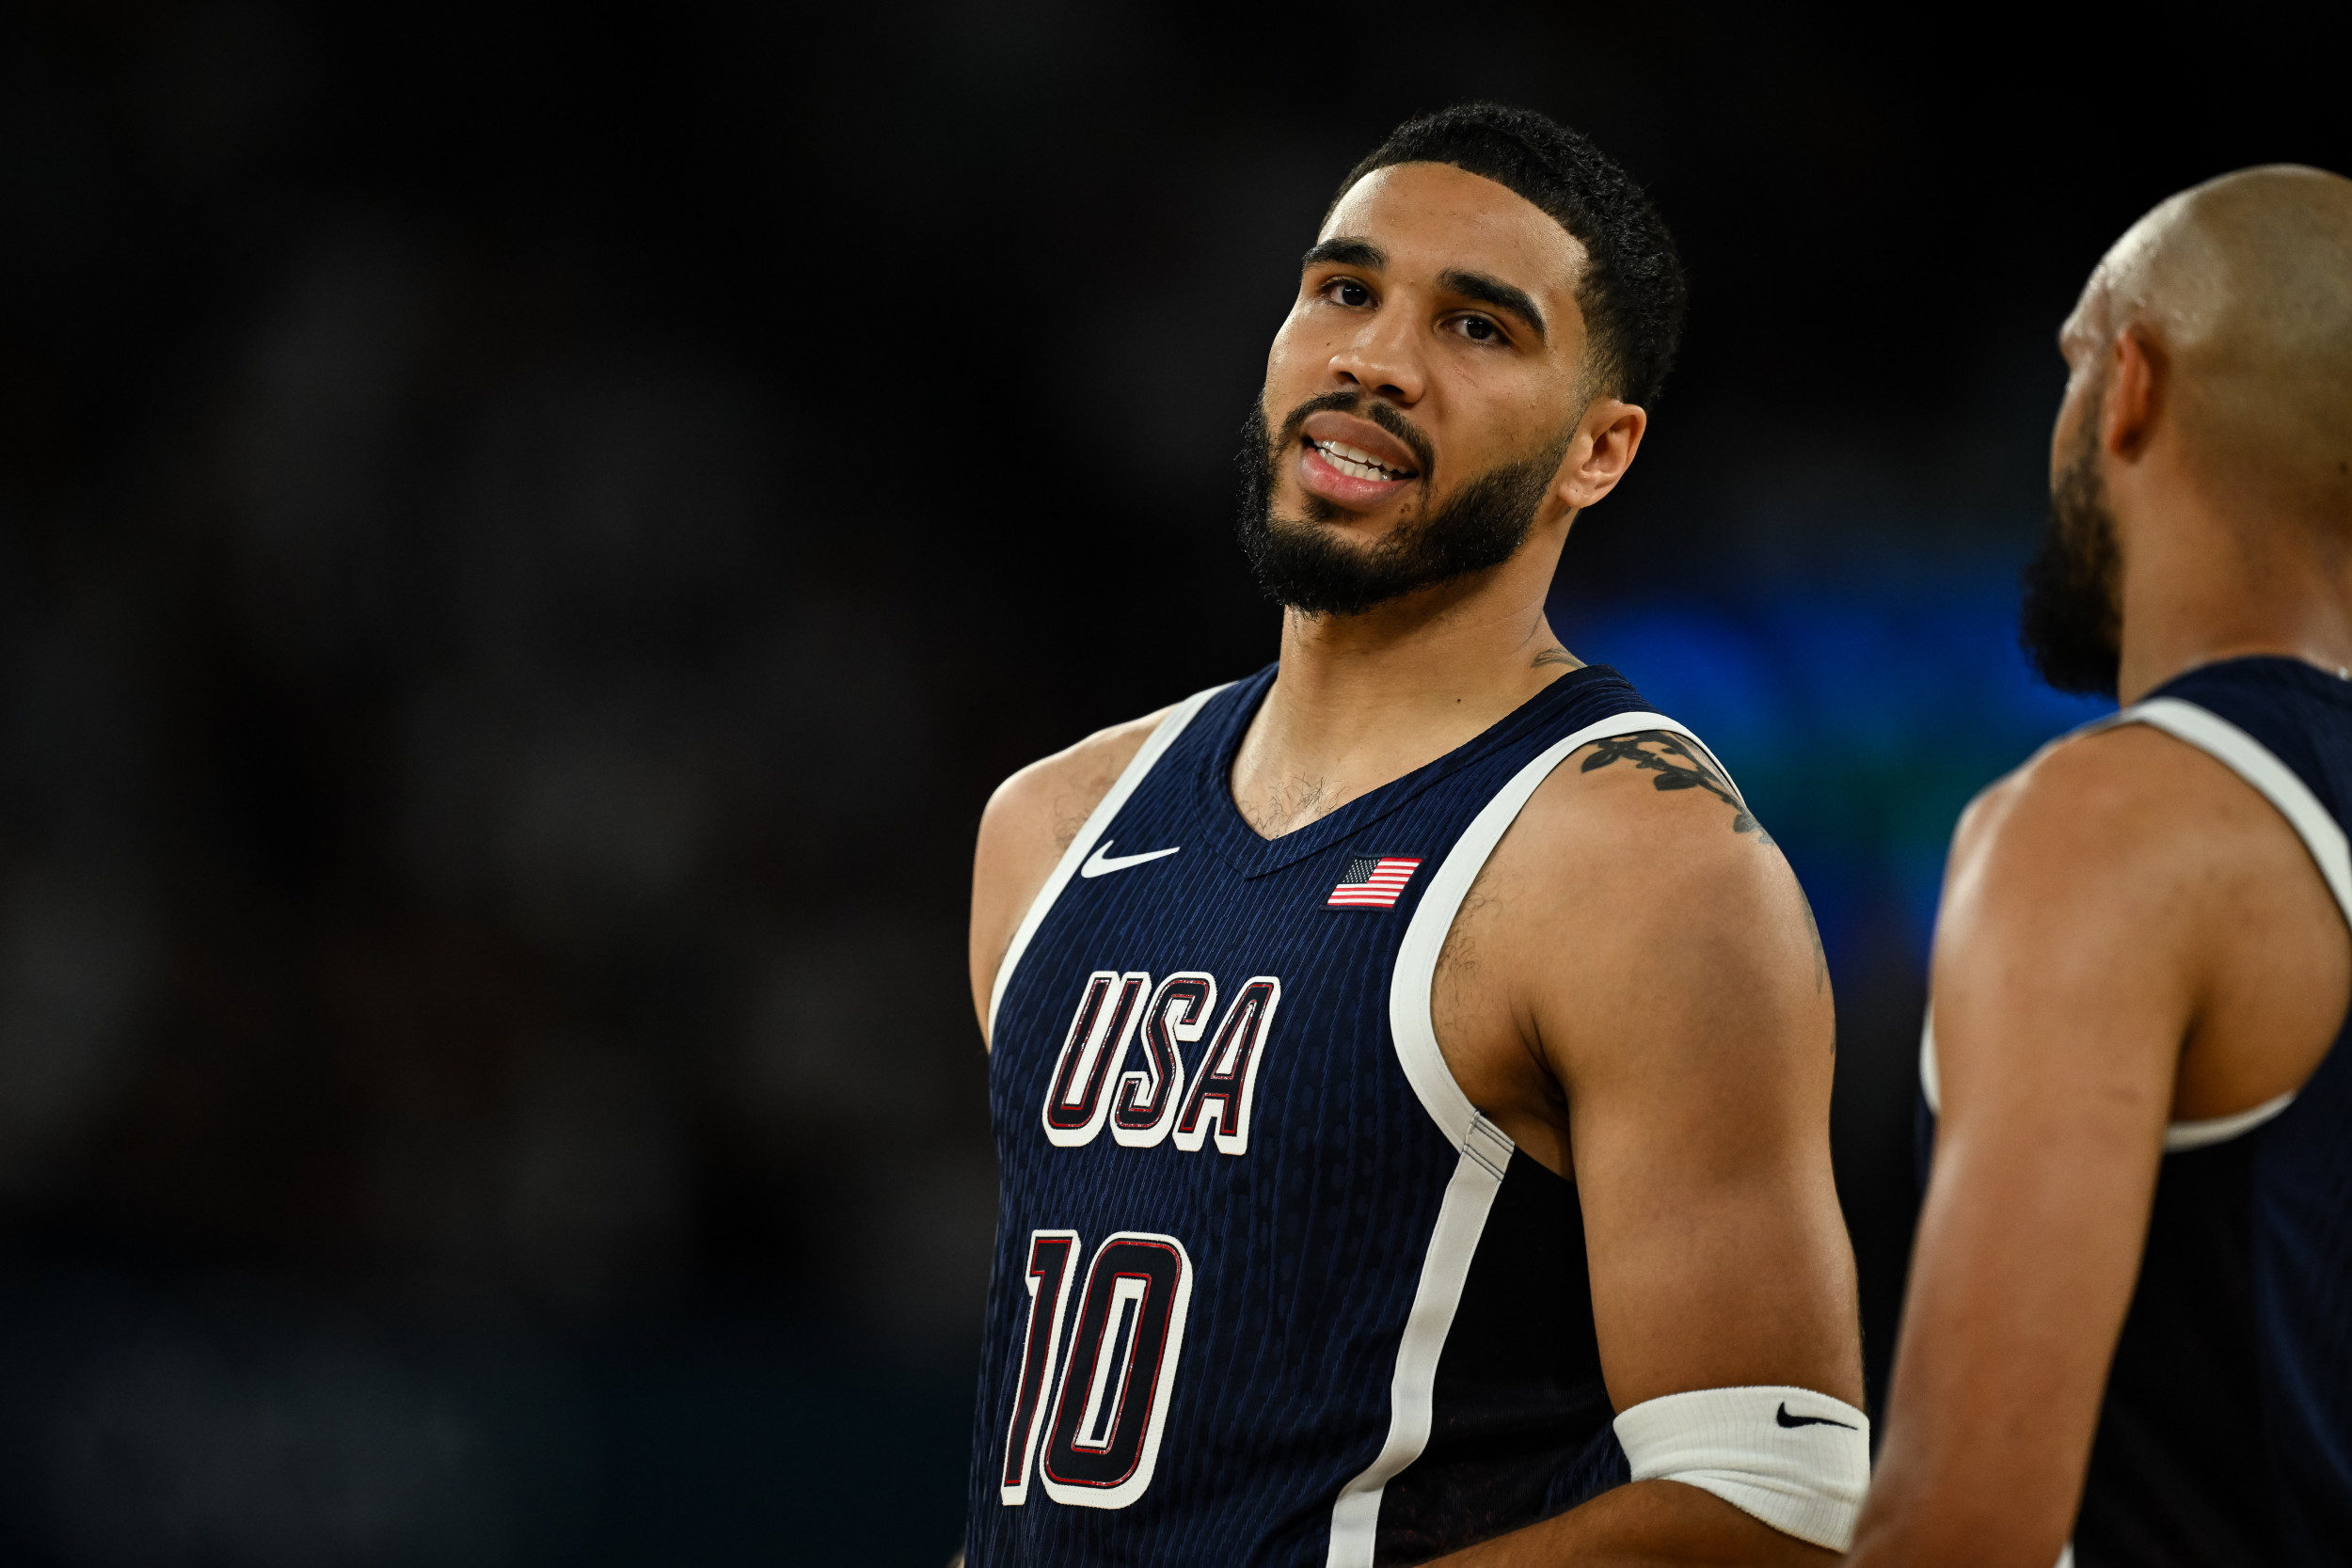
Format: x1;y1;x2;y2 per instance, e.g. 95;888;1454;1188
965;664;1719;1567
1921;657;2352;1566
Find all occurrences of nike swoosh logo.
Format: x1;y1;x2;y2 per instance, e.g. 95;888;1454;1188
1775;1402;1857;1431
1079;841;1182;879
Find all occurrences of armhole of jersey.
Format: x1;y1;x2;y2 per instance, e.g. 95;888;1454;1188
1326;710;1702;1568
2110;698;2352;1148
1937;697;2352;1151
1385;709;1707;1149
984;684;1229;1045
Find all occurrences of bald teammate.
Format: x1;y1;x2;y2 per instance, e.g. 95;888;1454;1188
1850;167;2352;1567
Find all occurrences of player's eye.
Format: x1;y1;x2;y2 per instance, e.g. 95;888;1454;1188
1324;278;1373;308
1451;314;1502;343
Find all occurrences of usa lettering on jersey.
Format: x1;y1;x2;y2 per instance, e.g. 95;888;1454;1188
1039;970;1283;1156
1005;968;1282;1513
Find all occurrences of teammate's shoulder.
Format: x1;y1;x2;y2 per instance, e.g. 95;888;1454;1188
1956;720;2268;888
982;705;1179;854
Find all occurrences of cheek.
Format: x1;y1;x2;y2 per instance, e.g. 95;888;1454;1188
2051;384;2087;469
1439;369;1561;456
1263;312;1320;385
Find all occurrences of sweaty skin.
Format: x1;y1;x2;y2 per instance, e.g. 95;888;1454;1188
1849;166;2352;1568
971;161;1859;1566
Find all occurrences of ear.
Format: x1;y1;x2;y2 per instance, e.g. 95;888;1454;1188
1555;399;1648;512
2103;327;2165;460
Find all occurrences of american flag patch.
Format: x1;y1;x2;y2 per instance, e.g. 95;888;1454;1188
1327;855;1422;909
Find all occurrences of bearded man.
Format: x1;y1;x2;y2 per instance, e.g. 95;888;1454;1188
1851;166;2352;1567
963;103;1864;1566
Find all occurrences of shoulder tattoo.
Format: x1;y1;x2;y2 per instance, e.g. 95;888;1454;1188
1581;731;1825;990
1580;730;1768;841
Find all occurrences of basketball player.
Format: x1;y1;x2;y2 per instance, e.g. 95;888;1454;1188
1848;167;2352;1567
960;104;1867;1566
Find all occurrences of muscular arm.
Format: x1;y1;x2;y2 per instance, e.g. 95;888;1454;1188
968;707;1171;1047
1848;725;2348;1566
1429;734;1860;1565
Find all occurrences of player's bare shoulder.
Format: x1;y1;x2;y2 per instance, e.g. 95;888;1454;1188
1536;728;1820;983
968;705;1176;1040
1442;726;1830;1084
1548;728;1771;847
1498;728;1810;928
1947;721;2271;917
1944;719;2343;1010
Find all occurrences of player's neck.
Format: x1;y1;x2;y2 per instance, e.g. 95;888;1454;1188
2114;460;2352;705
1231;555;1573;840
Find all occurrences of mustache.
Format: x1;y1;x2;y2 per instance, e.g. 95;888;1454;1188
1268;390;1437;483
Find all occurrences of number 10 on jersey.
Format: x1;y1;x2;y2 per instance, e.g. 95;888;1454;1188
1000;1228;1195;1510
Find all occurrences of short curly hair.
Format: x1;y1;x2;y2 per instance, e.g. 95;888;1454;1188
1330;103;1688;409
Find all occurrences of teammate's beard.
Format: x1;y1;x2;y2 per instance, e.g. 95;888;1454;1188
2019;393;2123;698
1234;394;1570;618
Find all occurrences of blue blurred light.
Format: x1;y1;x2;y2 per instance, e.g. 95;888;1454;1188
1556;570;2111;969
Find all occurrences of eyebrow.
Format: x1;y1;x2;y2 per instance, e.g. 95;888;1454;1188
1301;237;1386;272
1301;241;1549;343
1438;268;1547;341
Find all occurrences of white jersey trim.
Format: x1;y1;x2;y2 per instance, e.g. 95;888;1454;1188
1387;709;1720;1151
1321;1137;1511;1566
1325;709;1723;1567
986;685;1230;1045
2107;697;2352;924
1918;693;2352;1151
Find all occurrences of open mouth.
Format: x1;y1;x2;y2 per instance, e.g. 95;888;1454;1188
1308;437;1416;483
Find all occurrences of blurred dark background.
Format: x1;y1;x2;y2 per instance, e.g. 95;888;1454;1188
0;4;2342;1562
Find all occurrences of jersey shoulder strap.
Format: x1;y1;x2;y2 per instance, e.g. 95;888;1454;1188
985;684;1230;1038
1920;679;2352;1149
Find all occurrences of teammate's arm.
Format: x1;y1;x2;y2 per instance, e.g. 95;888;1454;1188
1848;726;2328;1566
967;708;1170;1047
1429;736;1860;1564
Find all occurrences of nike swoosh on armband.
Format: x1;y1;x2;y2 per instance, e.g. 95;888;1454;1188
1774;1402;1858;1431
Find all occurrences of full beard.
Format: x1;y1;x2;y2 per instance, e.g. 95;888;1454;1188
1233;396;1570;619
2018;413;2123;699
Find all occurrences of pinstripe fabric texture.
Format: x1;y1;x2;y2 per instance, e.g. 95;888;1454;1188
965;663;1667;1566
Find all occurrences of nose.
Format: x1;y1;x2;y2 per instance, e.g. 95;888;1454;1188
1327;314;1425;405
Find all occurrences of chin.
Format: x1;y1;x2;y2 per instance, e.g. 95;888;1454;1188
1295;487;1409;531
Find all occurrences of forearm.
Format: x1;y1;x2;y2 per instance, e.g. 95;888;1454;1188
1845;1491;2070;1568
1422;1481;1835;1568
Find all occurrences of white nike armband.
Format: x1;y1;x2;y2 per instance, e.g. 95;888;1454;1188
1612;1385;1870;1551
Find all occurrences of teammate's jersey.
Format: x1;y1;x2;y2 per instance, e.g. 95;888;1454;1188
966;664;1715;1568
1920;657;2352;1567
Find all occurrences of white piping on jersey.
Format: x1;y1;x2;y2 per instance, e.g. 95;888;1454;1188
2107;698;2352;920
1322;1122;1514;1564
985;685;1230;1046
1326;711;1721;1568
1918;1019;2296;1152
1386;709;1722;1151
2164;1090;2300;1152
1916;694;2352;1152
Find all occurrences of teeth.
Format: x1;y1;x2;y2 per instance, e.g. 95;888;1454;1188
1312;438;1405;483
